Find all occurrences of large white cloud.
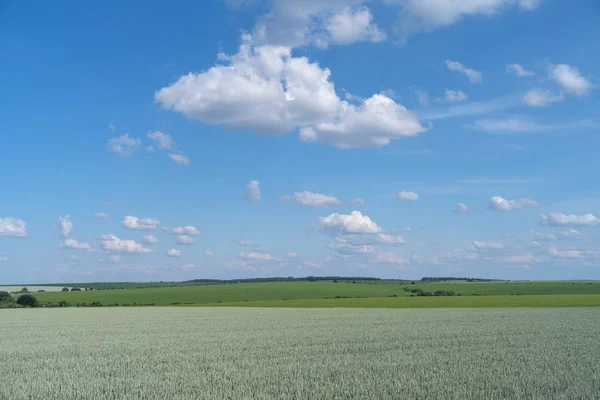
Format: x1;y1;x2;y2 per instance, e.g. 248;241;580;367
147;131;174;149
243;180;261;203
549;64;595;96
541;213;600;227
318;210;381;234
288;190;341;207
488;196;539;211
60;238;91;250
445;60;482;84
107;134;141;157
100;234;152;253
0;218;28;237
123;216;160;230
55;215;73;238
156;36;424;149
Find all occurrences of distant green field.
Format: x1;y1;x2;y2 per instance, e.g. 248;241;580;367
32;281;600;308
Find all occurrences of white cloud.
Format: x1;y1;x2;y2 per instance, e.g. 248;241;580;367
170;226;200;235
301;94;426;148
414;89;430;106
156;37;424;149
506;64;535;77
109;255;121;263
444;89;468;102
559;229;583;239
375;252;410;265
445;60;482;84
321;6;386;47
288;190;341;207
109;122;116;131
286;252;298;258
397;0;541;37
548;245;585;259
60;238;91;250
143;235;158;244
175;235;195;245
70;255;83;262
395;191;419;201
522;89;564;107
0;218;28;237
549;64;595;96
204;250;214;257
472;117;596;133
147;131;174;149
303;261;322;268
167;248;181;257
342;233;405;246
243;180;261;203
531;231;556;240
402;226;413;232
501;253;546;264
238;251;276;261
107;134;141;158
541;213;600;227
94;213;109;219
318;210;381;234
146;145;155;153
488;196;539;211
452;202;469;213
473;241;504;250
239;240;253;246
123;216;160;230
330;242;376;256
55;215;73;238
350;198;365;206
100;234;152;254
168;153;191;165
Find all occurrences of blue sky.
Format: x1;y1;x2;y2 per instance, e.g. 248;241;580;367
1;0;599;283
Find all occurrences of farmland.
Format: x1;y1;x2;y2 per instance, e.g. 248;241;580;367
31;280;600;308
1;307;599;399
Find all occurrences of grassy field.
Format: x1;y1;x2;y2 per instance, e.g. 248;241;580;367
32;280;600;307
1;307;599;399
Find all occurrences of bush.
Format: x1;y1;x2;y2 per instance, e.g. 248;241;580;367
70;287;82;292
62;287;69;292
0;291;13;302
16;294;39;307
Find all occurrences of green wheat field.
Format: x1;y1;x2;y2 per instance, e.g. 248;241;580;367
2;307;599;399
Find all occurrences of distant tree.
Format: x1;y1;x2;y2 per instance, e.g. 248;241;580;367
62;287;69;292
58;300;69;307
20;287;29;293
333;280;338;283
0;291;12;302
70;287;81;291
16;294;38;307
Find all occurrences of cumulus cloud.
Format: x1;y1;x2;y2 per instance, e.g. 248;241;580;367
549;64;595;96
238;251;276;261
452;202;469;213
167;248;181;257
60;238;91;250
175;235;195;245
55;215;73;238
170;226;200;235
320;6;386;47
147;131;174;149
287;190;341;207
100;234;152;253
123;216;160;230
318;210;381;234
143;235;158;244
107;134;141;157
541;213;600;227
395;191;419;201
445;60;482;84
204;250;214;257
522;89;564;107
506;64;535;77
243;180;261;203
488;196;539;211
168;153;191;165
94;213;109;219
156;36;424;149
0;218;28;237
443;89;468;102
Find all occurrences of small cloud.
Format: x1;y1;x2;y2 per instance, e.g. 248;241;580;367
143;235;158;244
94;213;109;219
402;226;413;232
559;229;584;239
170;226;200;235
109;122;116;131
239;240;252;246
548;63;595;96
473;241;504;250
175;235;194;245
100;234;152;254
452;202;469;213
541;213;600;227
506;64;535;77
287;252;298;259
238;251;276;261
168;153;190;165
445;60;482;84
488;196;539;212
146;145;155;153
318;211;381;234
0;217;28;237
522;90;564;107
395;191;419;202
147;131;174;150
350;198;365;206
123;216;160;230
443;89;468;102
107;134;141;158
60;238;91;250
287;190;341;208
243;180;261;203
167;249;181;257
204;250;214;258
55;215;73;238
